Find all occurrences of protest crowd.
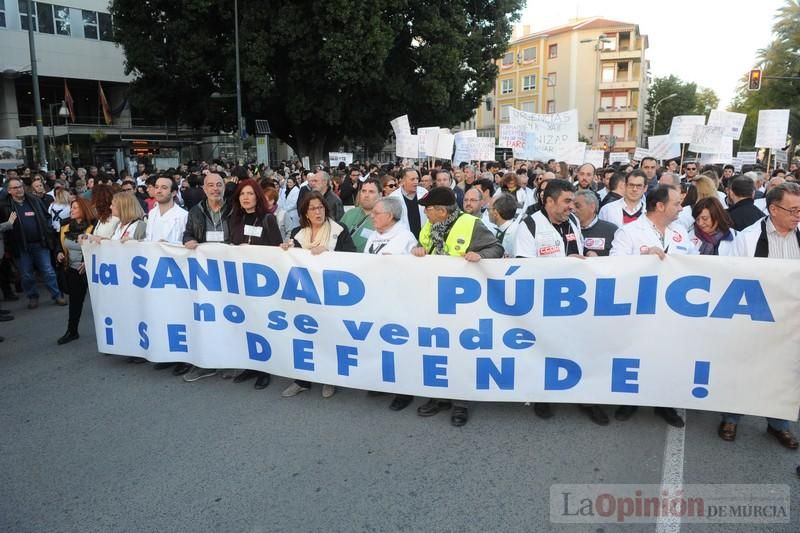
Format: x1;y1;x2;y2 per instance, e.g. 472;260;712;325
1;152;799;442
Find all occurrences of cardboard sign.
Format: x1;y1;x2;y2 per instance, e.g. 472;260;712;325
755;109;790;149
395;135;419;159
668;115;706;144
390;115;411;138
648;135;682;161
707;110;747;141
689;125;726;154
328;152;354;166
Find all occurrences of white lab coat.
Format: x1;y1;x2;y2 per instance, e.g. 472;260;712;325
598;197;646;229
609;215;697;256
389;186;429;233
515;210;583;258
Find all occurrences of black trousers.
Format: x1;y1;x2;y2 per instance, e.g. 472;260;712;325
65;267;88;333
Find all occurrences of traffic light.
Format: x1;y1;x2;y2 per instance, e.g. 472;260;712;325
748;69;762;91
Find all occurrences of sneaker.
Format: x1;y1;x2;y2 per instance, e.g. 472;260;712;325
281;383;309;397
321;384;336;398
183;367;217;382
53;296;67;306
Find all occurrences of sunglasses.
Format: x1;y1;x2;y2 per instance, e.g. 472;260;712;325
686;167;697;171
385;183;397;188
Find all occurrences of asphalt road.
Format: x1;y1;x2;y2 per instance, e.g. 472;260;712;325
1;295;798;533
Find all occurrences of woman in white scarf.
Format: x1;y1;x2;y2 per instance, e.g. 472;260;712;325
280;191;356;399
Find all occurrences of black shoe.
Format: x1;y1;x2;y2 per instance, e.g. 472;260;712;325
57;331;79;345
254;373;271;390
0;309;11;314
417;399;452;417
533;403;554;419
451;406;469;427
153;362;176;370
655;407;685;428
172;363;192;376
615;405;638;421
234;369;258;383
580;404;610;426
4;294;19;302
389;395;413;411
0;314;13;322
128;357;147;364
0;336;4;342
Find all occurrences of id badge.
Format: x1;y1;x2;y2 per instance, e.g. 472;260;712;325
244;224;263;237
206;230;224;242
360;228;374;239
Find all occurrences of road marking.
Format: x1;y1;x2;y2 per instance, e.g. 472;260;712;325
655;409;686;533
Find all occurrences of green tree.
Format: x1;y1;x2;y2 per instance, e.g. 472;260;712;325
692;87;720;116
111;0;524;162
730;0;800;153
644;75;698;137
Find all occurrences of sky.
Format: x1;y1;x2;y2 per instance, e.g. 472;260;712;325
521;0;786;108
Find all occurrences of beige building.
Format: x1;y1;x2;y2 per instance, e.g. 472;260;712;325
479;17;649;153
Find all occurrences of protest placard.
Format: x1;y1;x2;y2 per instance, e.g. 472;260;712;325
498;124;527;150
395;135;419;159
417;127;440;158
433;132;455;161
632;147;650;161
609;152;630;164
453;130;477;166
668;115;706;144
648;135;682;161
563;142;587;165
390;115;411;138
707;110;747;140
736;151;757;165
86;241;800;419
510;108;578;161
755;109;790;149
689;125;726;154
328;152;353;166
584;150;605;169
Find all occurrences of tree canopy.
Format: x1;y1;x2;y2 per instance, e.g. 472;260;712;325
111;0;524;161
644;75;719;137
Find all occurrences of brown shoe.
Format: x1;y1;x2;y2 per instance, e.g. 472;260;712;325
718;422;737;441
767;426;799;450
54;296;67;306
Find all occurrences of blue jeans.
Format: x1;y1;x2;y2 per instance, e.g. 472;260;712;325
720;413;790;431
18;242;62;300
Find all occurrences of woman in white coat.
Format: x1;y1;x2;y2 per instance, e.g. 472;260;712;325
282;175;300;233
687;197;736;256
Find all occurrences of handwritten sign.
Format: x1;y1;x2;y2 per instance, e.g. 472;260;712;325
433;132;455;160
390;115;411;138
499;124;527;150
417;127;440;158
707;110;747;141
609;152;630;165
395;135;419;159
453;130;477;166
563;142;587;165
584;150;605;169
736;151;757;165
755;109;790;149
648;135;681;161
668;115;706;144
328;152;353;166
510;108;579;161
632;147;650;161
689;125;725;154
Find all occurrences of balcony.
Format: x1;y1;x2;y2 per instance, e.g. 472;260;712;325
597;106;639;120
600;49;642;60
599;79;641;90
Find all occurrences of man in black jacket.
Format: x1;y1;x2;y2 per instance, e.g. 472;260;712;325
727;176;766;231
0;178;66;309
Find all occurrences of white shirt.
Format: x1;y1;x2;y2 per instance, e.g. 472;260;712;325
754;197;768;215
494;218;520;258
733;217;800;259
111;220;142;241
93;216;120;239
145;203;188;244
677;205;694;230
363;222;418;255
598;197;646;228
389;186;429;233
515;210;583;258
610;215;697;256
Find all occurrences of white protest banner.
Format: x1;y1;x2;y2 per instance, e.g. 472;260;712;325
390;115;411;138
85;242;800;419
453;130;477;166
328;152;353;166
608;152;630;165
462;137;495;162
433;132;455;161
498;124;527;150
632;147;650;161
731;157;744;171
563;142;587;166
668;115;706;144
689;125;725;154
755;109;790;149
301;156;310;170
775;150;788;166
0;139;24;169
736;151;757;165
417;127;440;158
707;110;747;140
584;150;605;169
699;137;733;165
648;135;681;161
395;135;419;159
510;108;579;161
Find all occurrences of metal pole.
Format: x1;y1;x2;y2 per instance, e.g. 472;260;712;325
26;0;47;170
593;44;600;145
234;0;243;165
49;103;55;165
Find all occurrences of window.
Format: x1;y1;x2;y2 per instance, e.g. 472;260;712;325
601;64;615;82
599;120;626;139
485;98;493;112
98;12;112;41
548;44;558;58
521;101;536;113
500;104;512;121
547;100;555;114
617;61;629;81
19;0;36;31
36;2;54;34
54;5;69;35
523;47;536;62
601;34;617;51
0;0;6;28
547;72;556;87
522;74;536;91
501;79;513;94
502;52;513;67
600;91;628;110
82;9;97;38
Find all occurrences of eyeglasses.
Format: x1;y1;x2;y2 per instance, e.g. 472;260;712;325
685;167;697;171
626;183;645;189
122;187;134;192
308;206;326;211
772;203;800;217
385;183;397;188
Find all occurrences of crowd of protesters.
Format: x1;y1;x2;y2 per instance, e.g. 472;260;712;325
1;154;799;445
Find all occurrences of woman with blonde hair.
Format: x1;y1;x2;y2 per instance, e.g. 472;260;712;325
110;192;147;241
48;186;72;231
678;176;717;229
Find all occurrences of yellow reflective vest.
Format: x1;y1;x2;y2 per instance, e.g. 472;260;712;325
418;213;478;256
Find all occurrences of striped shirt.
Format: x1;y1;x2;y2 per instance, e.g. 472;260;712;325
766;217;800;259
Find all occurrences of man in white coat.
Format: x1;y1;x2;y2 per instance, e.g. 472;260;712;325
610;185;694;428
598;170;647;228
389;168;428;239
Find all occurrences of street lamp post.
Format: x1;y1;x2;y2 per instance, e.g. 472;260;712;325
25;0;47;170
234;0;243;165
651;92;678;136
